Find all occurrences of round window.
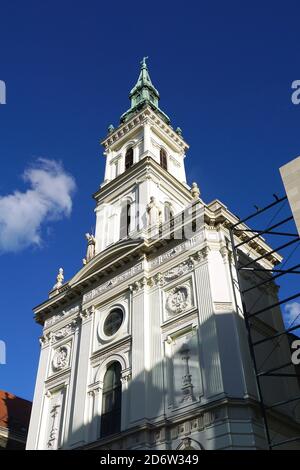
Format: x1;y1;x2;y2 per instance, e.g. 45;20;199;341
103;308;123;337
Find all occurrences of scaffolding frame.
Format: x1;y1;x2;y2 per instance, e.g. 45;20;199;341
229;195;300;449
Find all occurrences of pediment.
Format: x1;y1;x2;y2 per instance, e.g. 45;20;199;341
69;238;145;287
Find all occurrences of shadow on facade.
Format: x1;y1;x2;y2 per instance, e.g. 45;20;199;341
59;310;300;450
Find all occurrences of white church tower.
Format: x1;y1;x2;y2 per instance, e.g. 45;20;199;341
27;59;300;450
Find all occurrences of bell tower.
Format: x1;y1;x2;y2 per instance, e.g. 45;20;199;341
94;58;194;253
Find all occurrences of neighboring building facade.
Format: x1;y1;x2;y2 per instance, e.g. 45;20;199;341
280;156;300;236
27;60;300;450
0;390;31;449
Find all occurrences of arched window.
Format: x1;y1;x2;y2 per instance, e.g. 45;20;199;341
125;147;134;170
120;201;131;239
100;362;122;438
164;202;174;223
160;149;168;171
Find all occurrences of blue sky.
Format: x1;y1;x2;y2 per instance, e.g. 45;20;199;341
1;1;300;400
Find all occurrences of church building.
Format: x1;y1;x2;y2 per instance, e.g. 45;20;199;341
26;59;300;450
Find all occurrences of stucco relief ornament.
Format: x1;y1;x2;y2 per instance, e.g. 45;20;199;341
146;196;162;227
166;285;191;315
52;268;64;290
52;346;69;372
47;404;60;449
83;233;96;265
51;320;78;344
180;345;194;403
164;260;193;283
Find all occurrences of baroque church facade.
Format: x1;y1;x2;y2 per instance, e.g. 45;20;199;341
27;59;300;450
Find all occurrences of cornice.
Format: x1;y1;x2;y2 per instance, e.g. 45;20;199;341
100;105;189;153
33;240;146;323
34;199;282;324
93;156;192;203
203;201;282;267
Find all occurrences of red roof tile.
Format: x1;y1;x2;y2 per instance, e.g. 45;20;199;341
0;390;32;432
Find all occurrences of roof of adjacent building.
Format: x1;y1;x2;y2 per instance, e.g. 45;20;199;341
0;390;32;433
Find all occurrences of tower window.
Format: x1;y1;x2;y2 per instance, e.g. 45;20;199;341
164;202;174;222
160;149;168;171
100;362;122;438
120;201;131;238
125;147;134;170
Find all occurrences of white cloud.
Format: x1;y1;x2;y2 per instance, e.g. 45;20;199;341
284;302;300;326
0;158;76;253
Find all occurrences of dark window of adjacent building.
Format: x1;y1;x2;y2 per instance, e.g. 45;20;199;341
160;149;168;171
125;147;134;170
100;362;122;438
103;308;124;337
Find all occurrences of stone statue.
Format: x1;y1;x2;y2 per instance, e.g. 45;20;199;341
83;233;96;265
53;268;64;290
176;126;183;137
191;182;200;200
146;196;162;227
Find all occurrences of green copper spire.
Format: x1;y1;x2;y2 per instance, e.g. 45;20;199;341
120;57;170;124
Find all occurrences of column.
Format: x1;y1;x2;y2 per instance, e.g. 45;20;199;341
68;307;94;447
129;279;148;423
26;334;52;449
193;247;224;397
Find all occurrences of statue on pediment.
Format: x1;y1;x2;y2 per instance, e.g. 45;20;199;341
191;182;200;200
83;233;96;265
53;268;64;290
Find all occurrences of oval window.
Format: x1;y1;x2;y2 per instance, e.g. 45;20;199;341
103;308;124;337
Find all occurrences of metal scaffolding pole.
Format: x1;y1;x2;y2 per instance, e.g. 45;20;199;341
229;194;300;450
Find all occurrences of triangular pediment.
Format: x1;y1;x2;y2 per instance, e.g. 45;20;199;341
69;238;145;287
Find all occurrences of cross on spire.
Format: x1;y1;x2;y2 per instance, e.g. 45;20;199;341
140;56;149;68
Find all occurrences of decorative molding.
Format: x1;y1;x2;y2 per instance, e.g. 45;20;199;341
40;332;52;346
165;279;194;316
192;246;210;263
44;304;80;329
88;385;102;397
166;284;192;316
91;341;131;370
80;305;95;320
47;404;61;449
214;302;233;313
83;263;143;303
148;259;194;289
163;259;194;284
52;345;70;372
91;336;131;366
101;106;188;153
50;319;79;345
130;277;148;293
162;311;198;333
220;245;231;262
121;371;132;384
171;409;225;440
148;234;205;270
180;345;195;403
